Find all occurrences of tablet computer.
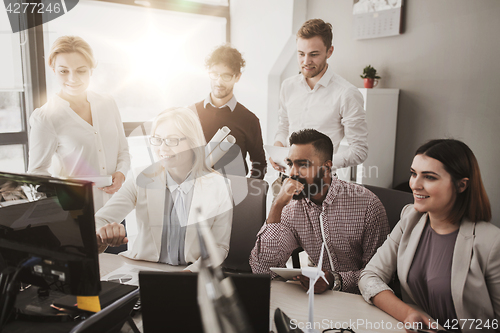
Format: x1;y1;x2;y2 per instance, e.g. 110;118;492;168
270;267;302;280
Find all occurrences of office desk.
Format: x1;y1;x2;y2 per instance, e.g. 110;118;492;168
270;281;405;333
99;254;405;333
99;253;185;277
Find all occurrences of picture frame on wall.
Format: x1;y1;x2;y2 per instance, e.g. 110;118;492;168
353;0;403;40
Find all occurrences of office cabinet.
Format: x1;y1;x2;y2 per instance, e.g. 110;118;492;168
337;88;400;188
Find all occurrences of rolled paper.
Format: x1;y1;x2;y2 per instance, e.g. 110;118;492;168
205;135;236;168
206;126;231;157
210;126;231;146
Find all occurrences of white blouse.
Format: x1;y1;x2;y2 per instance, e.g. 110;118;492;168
28;91;131;211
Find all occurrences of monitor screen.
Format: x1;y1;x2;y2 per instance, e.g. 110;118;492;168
0;172;100;296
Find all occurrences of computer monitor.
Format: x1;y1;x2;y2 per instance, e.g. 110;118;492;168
0;171;100;296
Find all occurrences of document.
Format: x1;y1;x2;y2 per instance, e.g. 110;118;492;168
264;145;290;168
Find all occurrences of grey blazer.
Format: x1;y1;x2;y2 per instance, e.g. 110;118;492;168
359;204;500;333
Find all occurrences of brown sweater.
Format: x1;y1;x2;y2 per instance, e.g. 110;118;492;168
195;101;266;179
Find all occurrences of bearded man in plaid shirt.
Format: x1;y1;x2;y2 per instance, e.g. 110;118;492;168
250;129;389;294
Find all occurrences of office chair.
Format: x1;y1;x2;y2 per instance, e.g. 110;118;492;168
363;184;414;231
223;175;268;273
69;289;140;333
362;184;414;299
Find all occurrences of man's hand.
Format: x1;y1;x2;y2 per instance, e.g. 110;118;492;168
294;270;334;294
96;222;128;253
269;157;286;172
275;177;304;208
267;177;304;224
100;172;125;194
270;141;286;172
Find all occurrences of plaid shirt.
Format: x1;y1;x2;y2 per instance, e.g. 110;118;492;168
250;178;389;294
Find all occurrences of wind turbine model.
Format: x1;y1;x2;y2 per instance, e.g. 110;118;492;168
300;242;329;333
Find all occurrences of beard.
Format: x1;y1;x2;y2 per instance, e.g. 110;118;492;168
301;60;327;79
291;168;327;200
211;85;233;99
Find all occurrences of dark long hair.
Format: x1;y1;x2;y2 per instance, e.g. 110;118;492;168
415;139;491;223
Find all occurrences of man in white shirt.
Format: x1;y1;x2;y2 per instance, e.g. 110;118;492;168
270;19;368;173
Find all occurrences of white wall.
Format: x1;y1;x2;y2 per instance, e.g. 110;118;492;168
229;0;295;143
231;0;500;224
302;0;500;225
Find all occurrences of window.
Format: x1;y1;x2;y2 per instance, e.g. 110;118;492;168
0;10;28;172
43;0;228;169
44;0;227;122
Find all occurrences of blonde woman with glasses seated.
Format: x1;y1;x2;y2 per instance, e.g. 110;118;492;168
28;36;130;212
95;107;233;273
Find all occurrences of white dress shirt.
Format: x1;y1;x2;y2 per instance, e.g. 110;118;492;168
159;172;195;265
28;91;131;211
275;65;368;169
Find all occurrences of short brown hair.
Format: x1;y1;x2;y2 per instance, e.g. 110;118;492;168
415;139;491;223
205;44;245;74
48;36;97;69
297;19;333;50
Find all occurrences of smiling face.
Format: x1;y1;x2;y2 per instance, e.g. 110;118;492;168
152;121;194;171
410;154;459;222
209;63;241;100
53;52;92;98
296;36;333;80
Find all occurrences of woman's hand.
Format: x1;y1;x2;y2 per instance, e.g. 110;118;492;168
100;171;125;194
403;309;434;332
96;222;128;253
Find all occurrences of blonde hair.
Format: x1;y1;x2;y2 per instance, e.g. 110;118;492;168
48;36;97;69
151;107;211;178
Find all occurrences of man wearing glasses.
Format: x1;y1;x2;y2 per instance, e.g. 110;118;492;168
191;45;267;179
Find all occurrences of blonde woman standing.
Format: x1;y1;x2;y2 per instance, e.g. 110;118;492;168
28;36;130;212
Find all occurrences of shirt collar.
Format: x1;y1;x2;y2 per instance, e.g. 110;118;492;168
316;64;334;88
166;171;195;194
203;94;237;112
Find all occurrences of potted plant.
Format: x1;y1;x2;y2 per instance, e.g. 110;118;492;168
360;65;381;88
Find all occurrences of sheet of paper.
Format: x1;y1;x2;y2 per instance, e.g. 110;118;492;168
264;145;289;168
101;263;164;286
71;175;112;187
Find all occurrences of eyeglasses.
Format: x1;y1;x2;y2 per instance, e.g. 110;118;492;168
322;328;355;333
208;72;235;82
149;136;187;147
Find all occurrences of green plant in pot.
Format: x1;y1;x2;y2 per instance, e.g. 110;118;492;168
360;65;381;88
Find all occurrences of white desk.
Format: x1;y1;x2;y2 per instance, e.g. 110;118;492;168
270;281;405;333
99;254;405;333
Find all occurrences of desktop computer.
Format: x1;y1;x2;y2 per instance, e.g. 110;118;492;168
0;171;135;330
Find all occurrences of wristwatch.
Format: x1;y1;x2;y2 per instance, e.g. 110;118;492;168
329;271;342;291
